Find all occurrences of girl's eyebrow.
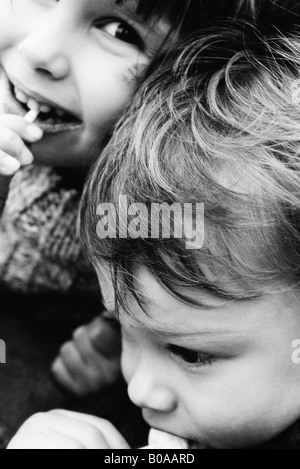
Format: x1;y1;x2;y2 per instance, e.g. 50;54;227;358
115;0;145;23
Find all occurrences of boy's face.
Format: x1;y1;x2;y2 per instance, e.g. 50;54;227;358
0;0;170;167
99;267;300;449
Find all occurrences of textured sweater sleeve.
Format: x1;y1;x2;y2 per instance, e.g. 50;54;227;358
0;165;96;293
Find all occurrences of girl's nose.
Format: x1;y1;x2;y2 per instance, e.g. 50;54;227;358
127;362;177;414
18;29;70;79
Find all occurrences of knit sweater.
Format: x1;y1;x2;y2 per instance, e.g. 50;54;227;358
0;164;96;294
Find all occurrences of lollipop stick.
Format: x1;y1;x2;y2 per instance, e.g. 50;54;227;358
24;109;40;123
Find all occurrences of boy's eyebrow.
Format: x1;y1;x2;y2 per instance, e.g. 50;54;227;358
144;325;245;339
142;296;228;312
120;311;246;339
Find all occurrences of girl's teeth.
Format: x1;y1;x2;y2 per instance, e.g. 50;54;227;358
40;104;52;113
14;86;66;118
15;88;28;104
27;98;40;111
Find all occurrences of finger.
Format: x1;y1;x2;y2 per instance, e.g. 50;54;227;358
8;430;85;450
73;325;106;367
0;126;33;166
51;357;91;396
59;340;89;375
56;340;104;392
58;334;116;385
72;325;121;380
0;114;43;143
8;412;109;449
0;150;21;176
36;411;112;449
51;411;131;449
87;316;122;358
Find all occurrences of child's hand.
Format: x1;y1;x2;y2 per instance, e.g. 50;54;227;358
7;410;131;449
0;114;43;212
52;315;122;397
0;114;42;175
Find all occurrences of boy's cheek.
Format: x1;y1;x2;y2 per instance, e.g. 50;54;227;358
120;352;131;384
191;409;270;449
192;390;295;449
120;343;137;386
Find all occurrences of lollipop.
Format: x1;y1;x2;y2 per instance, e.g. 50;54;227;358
141;429;189;450
24;108;40;123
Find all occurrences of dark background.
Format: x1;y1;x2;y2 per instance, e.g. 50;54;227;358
0;290;149;449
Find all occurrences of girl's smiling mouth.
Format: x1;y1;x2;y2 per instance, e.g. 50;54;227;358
1;70;83;134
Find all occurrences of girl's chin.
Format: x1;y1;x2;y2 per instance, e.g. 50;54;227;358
30;129;100;169
31;140;87;168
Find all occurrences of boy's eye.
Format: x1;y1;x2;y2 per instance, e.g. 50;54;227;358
168;345;215;368
101;21;143;49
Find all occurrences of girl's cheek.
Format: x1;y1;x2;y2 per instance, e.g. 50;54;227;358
122;61;148;89
0;27;17;51
0;2;27;49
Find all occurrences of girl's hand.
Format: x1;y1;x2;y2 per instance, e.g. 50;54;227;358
0;114;43;213
7;410;131;449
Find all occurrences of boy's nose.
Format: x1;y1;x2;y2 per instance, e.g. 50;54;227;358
127;362;177;414
18;30;70;79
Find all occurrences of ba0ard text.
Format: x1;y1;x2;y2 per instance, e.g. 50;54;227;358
104;454;195;466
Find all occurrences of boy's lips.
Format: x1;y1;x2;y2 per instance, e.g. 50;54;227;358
1;72;83;134
142;411;205;449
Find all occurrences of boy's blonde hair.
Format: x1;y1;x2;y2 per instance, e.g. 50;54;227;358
80;12;300;310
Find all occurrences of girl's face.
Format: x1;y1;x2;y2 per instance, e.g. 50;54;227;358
0;0;171;167
99;266;300;449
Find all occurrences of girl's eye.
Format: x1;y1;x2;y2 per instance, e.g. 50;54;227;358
168;345;215;367
101;21;143;49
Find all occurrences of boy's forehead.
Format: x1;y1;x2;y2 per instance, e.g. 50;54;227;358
123;268;298;335
96;265;297;336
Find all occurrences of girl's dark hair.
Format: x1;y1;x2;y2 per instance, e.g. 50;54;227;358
119;0;254;38
121;0;300;38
